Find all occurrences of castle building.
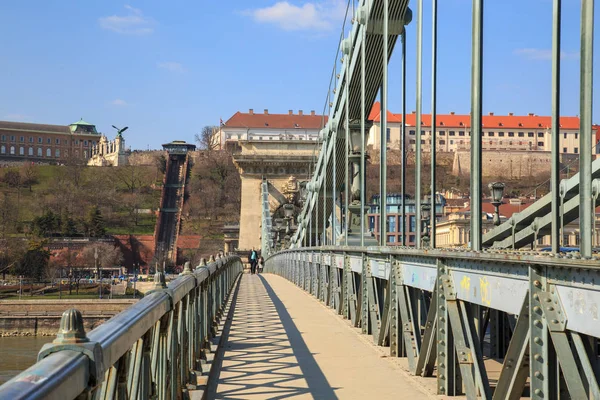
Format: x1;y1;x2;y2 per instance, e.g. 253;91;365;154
88;133;128;166
0;119;101;163
368;102;600;155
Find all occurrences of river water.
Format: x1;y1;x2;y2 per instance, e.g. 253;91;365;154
0;336;54;385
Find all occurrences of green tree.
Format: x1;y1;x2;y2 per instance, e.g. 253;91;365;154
87;206;106;237
61;214;78;237
31;210;59;237
11;240;49;281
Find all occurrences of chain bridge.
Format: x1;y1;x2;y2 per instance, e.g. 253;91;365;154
1;0;598;398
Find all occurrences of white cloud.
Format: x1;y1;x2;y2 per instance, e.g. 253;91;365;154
243;0;346;31
514;48;579;61
2;113;31;121
111;99;129;106
99;5;155;35
158;62;185;73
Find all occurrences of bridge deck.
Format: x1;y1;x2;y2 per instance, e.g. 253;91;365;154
209;272;434;399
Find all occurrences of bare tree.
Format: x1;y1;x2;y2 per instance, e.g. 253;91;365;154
195;126;220;151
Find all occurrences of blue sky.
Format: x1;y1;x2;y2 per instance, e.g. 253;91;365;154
0;0;597;150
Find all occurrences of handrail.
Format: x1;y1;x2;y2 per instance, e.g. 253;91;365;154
0;256;243;399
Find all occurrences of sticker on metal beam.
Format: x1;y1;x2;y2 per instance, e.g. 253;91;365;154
323;254;331;266
555;285;600;338
401;263;436;292
369;259;390;280
450;271;527;315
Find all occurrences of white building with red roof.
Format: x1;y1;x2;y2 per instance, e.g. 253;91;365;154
368;102;599;155
217;108;327;151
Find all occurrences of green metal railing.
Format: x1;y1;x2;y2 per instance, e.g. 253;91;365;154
0;256;242;399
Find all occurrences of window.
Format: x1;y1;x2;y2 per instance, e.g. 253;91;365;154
574;147;579;154
449;131;456;136
10;146;15;155
0;146;5;154
46;148;51;157
64;139;68;145
409;139;416;144
10;135;15;141
498;132;505;137
388;235;396;243
564;133;567;139
409;216;416;232
575;133;579;139
563;147;568;153
439;140;446;145
488;132;495;137
538;142;544;147
409;130;415;135
38;137;42;143
369;216;375;231
499;141;503;145
75;140;79;145
84;140;88;146
528;132;534;137
518;132;524;137
29;137;33;143
421;130;425;136
459;131;465;136
450;140;454;145
37;148;42;157
387;216;396;233
28;147;33;156
538;132;544;137
439;130;445;136
56;138;60;145
421;140;425;144
20;136;24;142
47;138;51;144
508;132;514;137
386;128;391;143
509;141;513;146
19;147;24;155
55;149;60;157
0;135;4;141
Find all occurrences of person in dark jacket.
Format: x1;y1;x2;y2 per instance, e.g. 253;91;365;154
248;248;258;274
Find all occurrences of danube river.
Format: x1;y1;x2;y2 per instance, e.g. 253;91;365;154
0;336;54;385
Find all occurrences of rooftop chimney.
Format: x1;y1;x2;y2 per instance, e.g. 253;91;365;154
289;110;293;115
299;110;303;116
310;110;315;116
508;112;514;116
489;112;494;116
249;109;254;115
412;111;416;114
264;109;268;114
528;113;534;116
450;111;455;115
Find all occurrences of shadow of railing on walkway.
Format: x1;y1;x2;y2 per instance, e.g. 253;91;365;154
209;273;338;399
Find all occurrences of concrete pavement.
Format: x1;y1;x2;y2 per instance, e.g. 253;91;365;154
209;272;435;399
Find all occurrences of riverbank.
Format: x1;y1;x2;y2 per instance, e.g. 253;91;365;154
0;299;137;336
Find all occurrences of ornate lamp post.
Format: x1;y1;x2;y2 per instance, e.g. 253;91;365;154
421;203;431;248
274;218;284;250
488;182;506;226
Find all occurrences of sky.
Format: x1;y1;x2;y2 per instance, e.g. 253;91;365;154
0;0;598;150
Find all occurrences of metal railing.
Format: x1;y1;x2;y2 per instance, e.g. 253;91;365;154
0;256;243;399
267;246;600;399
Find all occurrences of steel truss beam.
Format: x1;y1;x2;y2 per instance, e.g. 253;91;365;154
267;247;600;398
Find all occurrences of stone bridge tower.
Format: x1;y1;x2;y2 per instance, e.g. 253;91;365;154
220;109;327;251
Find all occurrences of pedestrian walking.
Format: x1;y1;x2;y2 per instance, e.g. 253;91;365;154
248;248;258;274
257;256;264;274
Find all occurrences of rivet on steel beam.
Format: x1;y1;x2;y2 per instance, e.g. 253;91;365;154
534;280;542;288
534;337;543;345
534;354;542;361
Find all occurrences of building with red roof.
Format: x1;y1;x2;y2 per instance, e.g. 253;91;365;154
368;102;599;155
216;108;327;151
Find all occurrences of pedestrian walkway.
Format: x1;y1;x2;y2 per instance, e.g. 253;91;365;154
209;272;434;399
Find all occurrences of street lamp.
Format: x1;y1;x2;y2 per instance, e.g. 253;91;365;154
421;203;432;247
488;182;506;226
